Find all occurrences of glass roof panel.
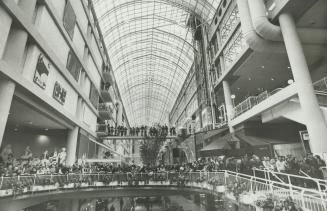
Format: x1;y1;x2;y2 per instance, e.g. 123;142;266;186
93;0;221;126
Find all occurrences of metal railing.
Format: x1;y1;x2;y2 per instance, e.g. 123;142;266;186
313;77;327;93
233;90;270;118
253;168;327;196
96;124;108;134
0;171;326;210
231;76;327;119
225;170;327;211
98;103;114;113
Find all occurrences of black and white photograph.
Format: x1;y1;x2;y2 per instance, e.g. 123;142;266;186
0;0;326;210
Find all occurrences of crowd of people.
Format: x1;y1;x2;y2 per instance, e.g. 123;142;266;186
0;144;68;176
104;124;176;137
0;144;326;189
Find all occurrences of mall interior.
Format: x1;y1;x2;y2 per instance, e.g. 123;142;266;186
0;0;327;210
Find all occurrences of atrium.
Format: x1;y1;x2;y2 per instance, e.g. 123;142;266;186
0;0;326;210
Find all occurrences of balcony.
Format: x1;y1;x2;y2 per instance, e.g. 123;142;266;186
101;85;115;102
232;76;327;122
0;171;325;211
96;124;108;136
98;103;114;120
103;70;114;85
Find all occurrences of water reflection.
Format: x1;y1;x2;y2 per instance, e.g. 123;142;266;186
20;193;241;211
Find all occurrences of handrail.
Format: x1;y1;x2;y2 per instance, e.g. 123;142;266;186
253;168;327;186
313;76;327;92
0;171;326;210
253;168;327;197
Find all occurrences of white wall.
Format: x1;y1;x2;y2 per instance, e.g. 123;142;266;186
91;34;102;69
82;75;91;97
70;0;88;35
0;7;12;58
72;27;85;59
83;104;97;131
87;53;101;90
50;0;65;20
35;6;69;67
22;44;78;116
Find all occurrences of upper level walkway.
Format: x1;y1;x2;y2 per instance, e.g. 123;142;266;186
0;170;326;211
100;135;178;140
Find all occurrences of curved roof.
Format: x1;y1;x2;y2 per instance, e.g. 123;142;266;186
93;0;221;126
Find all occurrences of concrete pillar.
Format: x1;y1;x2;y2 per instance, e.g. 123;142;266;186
18;0;37;21
71;199;79;211
279;13;327;154
2;0;36;67
75;97;84;121
79;71;86;86
116;101;123;126
0;6;12;58
2;26;28;69
0;78;15;147
66;126;79;166
222;80;235;125
222;80;240;149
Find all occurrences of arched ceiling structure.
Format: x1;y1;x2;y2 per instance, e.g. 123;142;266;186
92;0;221;126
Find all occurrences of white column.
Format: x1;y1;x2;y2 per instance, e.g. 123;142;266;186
75;97;84;121
116;101;123;126
222;80;240;149
0;78;15;147
66;126;79;166
2;0;36;68
222;80;235;124
279;13;327;154
0;6;12;58
71;199;79;211
18;0;37;21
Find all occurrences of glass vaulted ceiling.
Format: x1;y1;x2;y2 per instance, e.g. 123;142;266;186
93;0;221;126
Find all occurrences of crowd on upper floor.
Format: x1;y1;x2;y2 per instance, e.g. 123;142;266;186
104;124;176;137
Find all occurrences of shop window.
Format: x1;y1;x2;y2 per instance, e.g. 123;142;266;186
66;50;81;81
89;83;99;108
63;0;76;39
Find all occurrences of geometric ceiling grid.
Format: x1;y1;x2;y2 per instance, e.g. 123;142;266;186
93;0;221;126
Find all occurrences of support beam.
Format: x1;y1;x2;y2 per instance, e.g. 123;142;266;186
279;13;327;154
66;126;79;166
0;78;15;147
222;80;240;148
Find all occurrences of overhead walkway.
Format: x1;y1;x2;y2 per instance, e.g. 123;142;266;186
0;171;326;211
262;92;327;124
230;77;327;127
262;77;327;124
100;135;178;140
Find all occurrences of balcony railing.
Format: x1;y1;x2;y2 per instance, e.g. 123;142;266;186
101;86;115;102
98;103;114;113
313;76;327;93
232;77;327;119
232;90;275;118
0;171;325;210
96;124;108;134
